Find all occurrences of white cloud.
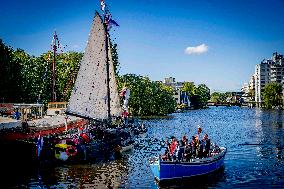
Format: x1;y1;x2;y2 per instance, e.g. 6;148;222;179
184;44;208;55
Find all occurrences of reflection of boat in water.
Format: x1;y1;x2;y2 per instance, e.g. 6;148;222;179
150;147;227;182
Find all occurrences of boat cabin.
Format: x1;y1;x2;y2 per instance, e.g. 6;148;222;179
13;103;44;121
46;102;67;116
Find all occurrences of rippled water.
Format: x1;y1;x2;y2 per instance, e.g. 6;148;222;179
2;107;284;188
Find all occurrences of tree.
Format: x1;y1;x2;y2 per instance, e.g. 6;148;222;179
181;82;196;97
110;42;120;77
210;92;228;103
55;51;83;101
210;92;221;102
195;84;210;108
0;40;25;102
118;74;176;116
263;82;283;109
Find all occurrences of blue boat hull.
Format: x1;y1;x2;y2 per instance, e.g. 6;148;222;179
150;147;226;181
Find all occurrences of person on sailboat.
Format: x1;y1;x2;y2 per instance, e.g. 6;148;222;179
122;88;130;112
122;110;129;126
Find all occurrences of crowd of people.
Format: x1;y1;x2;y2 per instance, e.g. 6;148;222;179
161;126;214;162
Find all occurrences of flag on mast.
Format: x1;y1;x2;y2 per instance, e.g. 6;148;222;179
105;13;119;31
100;0;106;11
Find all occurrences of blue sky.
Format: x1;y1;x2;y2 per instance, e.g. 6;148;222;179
1;0;284;92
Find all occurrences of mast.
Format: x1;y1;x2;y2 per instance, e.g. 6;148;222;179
104;18;111;122
52;31;57;102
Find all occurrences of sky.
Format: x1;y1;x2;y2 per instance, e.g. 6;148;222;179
1;0;284;92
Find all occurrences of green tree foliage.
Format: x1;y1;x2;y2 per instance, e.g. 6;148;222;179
55;52;83;101
181;82;210;109
195;84;210;108
210;92;228;103
181;82;196;97
20;53;51;103
118;74;176;116
0;40;27;103
263;82;283;109
110;42;120;77
0;39;83;104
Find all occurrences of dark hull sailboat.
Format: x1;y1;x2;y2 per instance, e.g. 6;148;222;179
55;10;126;162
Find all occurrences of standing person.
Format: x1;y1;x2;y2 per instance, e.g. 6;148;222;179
122;110;129;126
182;135;187;146
14;108;21;120
170;138;178;160
196;136;203;158
203;133;211;157
197;126;202;140
190;136;196;158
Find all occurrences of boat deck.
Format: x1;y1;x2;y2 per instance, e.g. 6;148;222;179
0;115;88;141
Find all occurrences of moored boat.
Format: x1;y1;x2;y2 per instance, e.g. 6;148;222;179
150;147;227;182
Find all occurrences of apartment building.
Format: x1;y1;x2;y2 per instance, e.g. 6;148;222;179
254;52;284;104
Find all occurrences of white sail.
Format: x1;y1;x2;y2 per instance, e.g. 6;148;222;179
67;13;121;120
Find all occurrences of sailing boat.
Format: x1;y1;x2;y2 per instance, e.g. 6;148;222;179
62;6;135;160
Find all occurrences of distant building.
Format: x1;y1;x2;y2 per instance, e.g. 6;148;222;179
163;77;192;106
226;91;244;103
241;83;249;94
249;75;256;100
241;83;250;102
254;52;284;105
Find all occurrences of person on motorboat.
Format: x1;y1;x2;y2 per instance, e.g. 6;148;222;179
170;138;178;160
177;140;185;162
195;134;204;158
197;125;202;140
202;133;211;157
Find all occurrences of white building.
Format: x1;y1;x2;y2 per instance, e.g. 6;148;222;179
254;52;284;105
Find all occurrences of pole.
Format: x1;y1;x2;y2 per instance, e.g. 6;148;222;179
52;31;57;102
104;21;111;122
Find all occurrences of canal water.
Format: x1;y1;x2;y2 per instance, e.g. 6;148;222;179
2;106;284;188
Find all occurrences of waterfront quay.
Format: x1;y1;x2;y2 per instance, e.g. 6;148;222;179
1;106;283;188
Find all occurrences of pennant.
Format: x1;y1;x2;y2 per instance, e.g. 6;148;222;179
109;19;119;27
106;14;119;31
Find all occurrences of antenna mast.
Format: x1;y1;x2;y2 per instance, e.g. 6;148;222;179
52;31;57;102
